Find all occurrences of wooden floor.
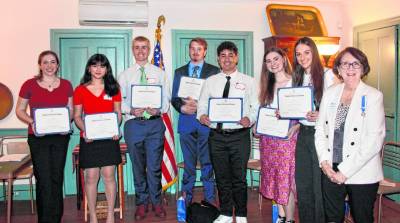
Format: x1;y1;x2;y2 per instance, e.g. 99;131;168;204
1;188;400;223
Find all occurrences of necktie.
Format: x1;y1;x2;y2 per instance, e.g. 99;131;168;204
139;66;151;119
139;66;147;84
192;66;200;78
217;76;231;130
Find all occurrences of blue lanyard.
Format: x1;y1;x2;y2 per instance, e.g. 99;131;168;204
361;95;366;116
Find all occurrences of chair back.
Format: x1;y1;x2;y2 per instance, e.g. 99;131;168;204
1;136;29;155
381;142;400;171
251;136;260;160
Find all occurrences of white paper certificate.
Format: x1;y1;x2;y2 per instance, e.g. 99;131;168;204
256;107;290;138
278;87;313;119
177;76;205;100
84;112;119;140
34;107;71;135
208;98;243;123
131;85;162;109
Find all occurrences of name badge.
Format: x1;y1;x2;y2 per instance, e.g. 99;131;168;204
147;77;157;84
327;102;337;112
103;94;112;100
235;82;246;90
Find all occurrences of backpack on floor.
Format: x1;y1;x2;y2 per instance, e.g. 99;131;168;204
186;200;220;223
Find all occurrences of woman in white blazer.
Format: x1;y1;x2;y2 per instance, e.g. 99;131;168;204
315;47;385;223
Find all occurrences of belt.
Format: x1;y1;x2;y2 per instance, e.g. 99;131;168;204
212;128;248;135
133;115;161;121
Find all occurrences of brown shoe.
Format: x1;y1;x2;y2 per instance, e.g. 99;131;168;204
153;204;166;218
134;204;147;220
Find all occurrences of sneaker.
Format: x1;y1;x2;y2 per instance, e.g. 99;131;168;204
153;204;166;218
236;216;248;223
276;216;286;223
134;204;147;220
213;215;233;223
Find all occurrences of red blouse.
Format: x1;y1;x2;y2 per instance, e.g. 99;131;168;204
19;78;73;134
73;85;121;137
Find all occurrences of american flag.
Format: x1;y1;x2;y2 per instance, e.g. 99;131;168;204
151;39;178;190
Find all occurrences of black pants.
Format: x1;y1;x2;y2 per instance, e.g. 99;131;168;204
28;134;70;223
322;164;379;223
208;128;250;217
295;124;325;223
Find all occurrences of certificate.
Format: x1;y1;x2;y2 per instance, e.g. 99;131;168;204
278;86;313;119
256;107;290;138
84;112;119;140
208;98;243;123
177;76;205;100
34;107;71;135
131;85;162;109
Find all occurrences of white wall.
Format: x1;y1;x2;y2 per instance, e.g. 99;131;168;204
0;0;378;128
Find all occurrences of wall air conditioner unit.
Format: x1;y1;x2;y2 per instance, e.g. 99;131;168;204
79;0;148;27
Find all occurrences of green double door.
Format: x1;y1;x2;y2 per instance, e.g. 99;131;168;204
51;29;133;195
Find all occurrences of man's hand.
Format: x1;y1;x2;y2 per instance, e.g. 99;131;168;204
199;114;211;127
181;97;197;115
146;108;160;116
238;117;251;128
131;108;145;117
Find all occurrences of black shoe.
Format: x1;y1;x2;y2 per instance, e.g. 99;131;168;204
276;215;286;223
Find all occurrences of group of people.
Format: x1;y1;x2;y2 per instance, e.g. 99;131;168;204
256;37;385;223
15;34;385;223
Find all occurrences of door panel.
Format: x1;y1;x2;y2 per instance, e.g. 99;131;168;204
51;29;132;196
358;26;397;142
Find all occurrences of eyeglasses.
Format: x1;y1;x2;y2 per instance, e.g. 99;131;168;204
339;61;361;70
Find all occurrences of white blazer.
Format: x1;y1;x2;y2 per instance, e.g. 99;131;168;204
315;81;385;184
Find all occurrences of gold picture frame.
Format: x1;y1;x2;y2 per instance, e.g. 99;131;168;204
266;4;328;36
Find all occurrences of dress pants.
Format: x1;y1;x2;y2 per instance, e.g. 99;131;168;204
27;134;70;223
295;124;325;223
180;128;215;205
209;128;250;217
322;164;379;223
124;118;165;205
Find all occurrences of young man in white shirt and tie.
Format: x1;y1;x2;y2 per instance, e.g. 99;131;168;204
197;41;258;223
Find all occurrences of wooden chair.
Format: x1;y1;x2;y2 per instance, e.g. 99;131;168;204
73;144;126;222
0;135;35;214
377;141;400;223
247;136;262;210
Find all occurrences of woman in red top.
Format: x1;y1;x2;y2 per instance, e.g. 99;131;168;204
15;50;73;223
73;54;122;223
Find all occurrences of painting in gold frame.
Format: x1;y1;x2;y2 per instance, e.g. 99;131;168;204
266;4;328;36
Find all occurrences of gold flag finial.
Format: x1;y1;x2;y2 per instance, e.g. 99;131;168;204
155;15;165;41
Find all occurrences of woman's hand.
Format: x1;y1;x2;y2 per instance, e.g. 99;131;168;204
332;171;347;184
83;131;93;143
306;111;319;122
321;161;336;178
287;124;300;139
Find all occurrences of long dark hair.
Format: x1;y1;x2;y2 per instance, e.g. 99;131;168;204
81;54;119;97
292;37;324;104
36;50;60;80
259;47;292;106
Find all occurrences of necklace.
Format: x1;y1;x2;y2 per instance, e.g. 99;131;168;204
41;78;58;90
